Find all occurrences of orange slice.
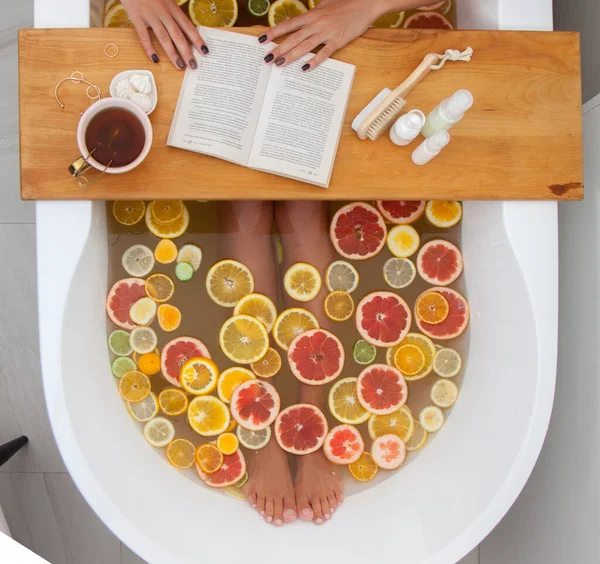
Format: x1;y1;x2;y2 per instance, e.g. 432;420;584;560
425;201;463;228
367;405;414;442
118;371;151;402
103;3;133;27
250;347;282;378
145;202;190;239
157;304;182;332
233;293;277;332
195;443;224;474
217;367;256;403
180;357;219;396
394;344;425;376
219;315;269;364
151;200;184;224
206;260;254;307
158;388;189;417
166;438;196;469
145;274;175;303
324;291;354;322
188;396;231;436
388;333;436;381
137;352;161;376
112;201;145;225
416;291;449;325
154;239;178;264
372;11;405;28
268;0;307;27
216;432;239;455
348;452;378;482
189;0;238;27
272;308;319;351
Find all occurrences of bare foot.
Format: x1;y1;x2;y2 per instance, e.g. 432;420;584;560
295;450;344;525
243;439;297;526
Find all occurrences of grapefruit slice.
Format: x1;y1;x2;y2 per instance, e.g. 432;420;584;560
160;336;211;387
356;291;412;347
416;239;463;286
376;201;425;224
230;380;280;431
323;424;364;465
415;287;469;340
275;403;328;455
371;433;407;470
106;278;146;330
330;202;387;260
204;450;247;488
287;329;345;386
404;11;453;28
357;364;408;415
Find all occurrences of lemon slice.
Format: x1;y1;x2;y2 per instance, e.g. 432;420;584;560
103;3;133;27
188;396;231;436
177;244;203;271
272;308;319;351
216;432;239;455
206;259;254;307
130;326;158;354
236;425;271;450
419;405;445;433
129;297;157;326
217;367;256;403
430;379;459;408
328;377;371;425
268;0;307;26
233;293;277;332
324;291;354;322
166;438;196;469
387;225;420;258
122;245;155;277
154;239;178;265
143;417;175;447
284;262;322;302
126;392;159;422
219;315;269;364
180;357;219;396
383;257;416;289
325;260;359;293
189;0;239;27
371;11;405;28
433;347;462;378
158;388;189;417
250;347;282;378
405;421;428;451
367;406;414;442
307;0;320;7
119;371;151;402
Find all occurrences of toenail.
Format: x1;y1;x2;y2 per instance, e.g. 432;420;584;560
301;509;312;517
325;513;330;520
260;510;265;515
275;519;282;526
316;518;324;525
252;504;256;508
267;516;272;523
331;508;335;513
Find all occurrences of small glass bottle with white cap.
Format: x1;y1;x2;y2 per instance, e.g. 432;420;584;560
389;110;426;146
421;89;474;138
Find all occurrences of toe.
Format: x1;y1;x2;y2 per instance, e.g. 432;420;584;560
335;488;344;505
283;493;297;523
296;493;313;522
320;497;331;521
327;494;337;513
246;491;257;509
311;497;325;525
273;497;284;527
256;495;266;516
265;497;274;524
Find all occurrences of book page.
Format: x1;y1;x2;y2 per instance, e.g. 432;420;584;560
167;28;272;166
248;55;355;187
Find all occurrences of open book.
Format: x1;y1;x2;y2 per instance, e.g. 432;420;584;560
167;28;355;188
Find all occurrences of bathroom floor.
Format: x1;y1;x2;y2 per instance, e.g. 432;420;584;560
0;2;595;564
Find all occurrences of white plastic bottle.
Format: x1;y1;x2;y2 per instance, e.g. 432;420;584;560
412;131;450;166
421;89;474;138
389;110;426;146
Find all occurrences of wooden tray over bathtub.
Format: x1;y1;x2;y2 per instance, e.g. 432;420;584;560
18;28;583;201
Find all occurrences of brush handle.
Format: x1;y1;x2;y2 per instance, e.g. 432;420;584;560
393;53;440;98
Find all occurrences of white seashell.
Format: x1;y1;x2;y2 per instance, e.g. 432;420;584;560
130;74;152;95
115;78;134;100
130;92;153;114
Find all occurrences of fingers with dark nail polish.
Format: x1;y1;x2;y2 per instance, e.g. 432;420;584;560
151;54;159;63
264;53;274;63
201;45;209;54
258;34;267;43
275;57;285;67
189;58;197;69
302;63;310;72
176;58;185;70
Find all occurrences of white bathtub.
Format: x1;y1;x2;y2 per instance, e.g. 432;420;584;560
35;1;557;563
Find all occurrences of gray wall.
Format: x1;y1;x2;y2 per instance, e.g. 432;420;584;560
553;0;600;103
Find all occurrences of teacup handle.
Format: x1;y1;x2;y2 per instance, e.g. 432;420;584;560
68;149;112;188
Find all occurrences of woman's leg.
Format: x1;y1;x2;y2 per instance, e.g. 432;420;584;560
274;201;344;525
218;201;297;526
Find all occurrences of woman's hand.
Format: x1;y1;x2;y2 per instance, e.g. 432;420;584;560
121;0;209;70
259;0;385;71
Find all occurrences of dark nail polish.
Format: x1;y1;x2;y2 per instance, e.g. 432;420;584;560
201;45;209;55
189;58;197;69
302;63;310;72
151;54;159;63
258;34;267;43
176;58;185;70
275;57;285;67
264;53;274;63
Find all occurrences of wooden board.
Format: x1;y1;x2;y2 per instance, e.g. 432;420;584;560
18;28;583;201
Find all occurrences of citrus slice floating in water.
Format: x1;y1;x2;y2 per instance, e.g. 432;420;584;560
119;371;151;402
387;225;420;258
130;326;158;354
177;244;203;271
112;356;137;378
108;329;132;356
157;304;182;333
417;239;463;286
217;367;256;403
189;0;239;27
145;273;175;303
250;347;282;378
376;200;426;224
151;200;184;224
113;201;144;225
405;421;428;451
106;278;146;330
126;392;159;422
328;377;371;425
433;347;462;378
371;433;406;470
425;200;462;227
275;403;328;455
383;257;416;289
248;0;270;17
137;352;161;376
394;344;426;376
154;239;178;264
356;291;412;347
268;0;307;27
145;202;190;239
216;432;239;455
230;380;280;431
357;364;408;415
158;387;189;417
196;443;224;474
430;379;459;408
324;291;354;322
233;293;277;332
419;405;445;432
415;287;470;340
175;262;194;282
367;405;414;442
166;438;196;469
323;424;365;465
288;329;345;386
129;297;157;326
330;202;387;260
236;425;271;450
353;340;377;365
143;417;175;447
122;244;155;277
162;335;212;387
348;452;378;482
325;260;359;293
206;259;254;307
188;396;231;436
272;308;319;351
372;11;405;28
204;450;247;488
389;332;436;381
180;357;219;396
219;315;270;364
103;3;133;27
416;291;450;325
284;262;322;302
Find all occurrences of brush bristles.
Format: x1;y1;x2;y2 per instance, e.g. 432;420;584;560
366;98;405;141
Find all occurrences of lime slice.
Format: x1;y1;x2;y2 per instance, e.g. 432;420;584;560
353;340;376;365
126;392;159;422
177;244;202;271
122;244;155;277
175;261;194;282
433;348;462;378
248;0;270;16
235;472;249;488
111;356;137;378
130;326;158;354
108;330;132;356
383;257;416;289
